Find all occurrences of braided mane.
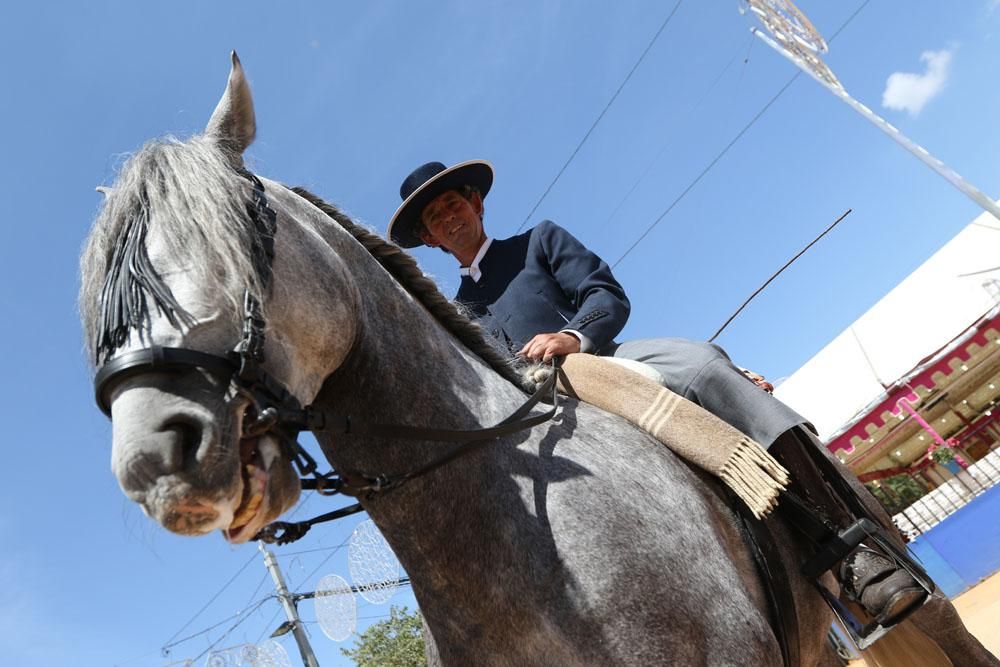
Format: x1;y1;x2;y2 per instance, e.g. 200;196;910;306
289;187;533;393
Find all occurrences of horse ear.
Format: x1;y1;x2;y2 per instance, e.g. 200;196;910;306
205;51;256;161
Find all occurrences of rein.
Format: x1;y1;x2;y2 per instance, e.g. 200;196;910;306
93;169;561;545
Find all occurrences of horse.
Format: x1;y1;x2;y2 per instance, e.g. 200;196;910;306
80;54;997;666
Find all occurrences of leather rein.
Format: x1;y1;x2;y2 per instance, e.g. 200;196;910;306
93;170;560;544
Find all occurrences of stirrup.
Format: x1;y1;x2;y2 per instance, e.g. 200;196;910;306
801;518;934;649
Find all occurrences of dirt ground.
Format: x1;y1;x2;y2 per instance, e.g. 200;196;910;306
950;570;1000;657
849;571;1000;664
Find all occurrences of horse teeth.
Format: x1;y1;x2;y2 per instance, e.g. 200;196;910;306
230;492;263;530
245;493;263;514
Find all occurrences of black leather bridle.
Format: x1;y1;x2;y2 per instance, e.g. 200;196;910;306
93;170;560;544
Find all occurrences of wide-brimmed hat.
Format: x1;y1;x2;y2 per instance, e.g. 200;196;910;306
387;160;493;248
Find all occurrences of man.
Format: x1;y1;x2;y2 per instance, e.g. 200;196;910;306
387;159;928;631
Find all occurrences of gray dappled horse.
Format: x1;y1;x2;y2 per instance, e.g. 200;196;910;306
81;55;996;666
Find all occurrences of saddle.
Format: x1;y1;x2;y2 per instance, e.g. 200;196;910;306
553;353;789;518
551;354;934;661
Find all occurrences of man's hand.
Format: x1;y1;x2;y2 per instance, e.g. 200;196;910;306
741;369;774;393
518;332;581;362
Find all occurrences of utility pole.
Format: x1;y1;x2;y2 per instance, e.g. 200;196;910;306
260;542;321;667
743;0;1000;222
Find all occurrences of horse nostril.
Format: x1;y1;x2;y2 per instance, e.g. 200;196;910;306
159;418;204;473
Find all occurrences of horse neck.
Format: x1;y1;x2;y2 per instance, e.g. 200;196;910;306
309;238;528;475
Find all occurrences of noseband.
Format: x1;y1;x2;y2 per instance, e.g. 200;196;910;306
93;169;560;544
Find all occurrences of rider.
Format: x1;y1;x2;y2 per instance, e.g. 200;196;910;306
386;159;929;632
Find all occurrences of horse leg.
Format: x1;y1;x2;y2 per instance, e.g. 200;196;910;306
816;639;850;667
904;595;999;666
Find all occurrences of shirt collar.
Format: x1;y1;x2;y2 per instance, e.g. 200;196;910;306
459;237;493;283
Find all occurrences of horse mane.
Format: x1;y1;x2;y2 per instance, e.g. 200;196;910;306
289;187;533;392
80;136;267;365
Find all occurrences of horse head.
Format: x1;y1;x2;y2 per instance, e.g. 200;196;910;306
81;53;361;543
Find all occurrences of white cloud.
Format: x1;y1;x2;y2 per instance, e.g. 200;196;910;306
881;49;954;116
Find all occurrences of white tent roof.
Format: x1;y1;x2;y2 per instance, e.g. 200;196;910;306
774;211;1000;440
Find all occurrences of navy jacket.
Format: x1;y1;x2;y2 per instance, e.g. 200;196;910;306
456;221;630;353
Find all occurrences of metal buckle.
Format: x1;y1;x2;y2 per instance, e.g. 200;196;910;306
242;406;280;437
254;520;310;545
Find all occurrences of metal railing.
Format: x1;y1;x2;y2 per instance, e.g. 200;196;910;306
893;449;1000;539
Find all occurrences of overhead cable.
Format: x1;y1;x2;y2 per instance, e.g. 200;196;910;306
161;596;274;655
611;0;870;268
189;598;273;664
161;551;259;648
601;35;748;230
514;0;685;233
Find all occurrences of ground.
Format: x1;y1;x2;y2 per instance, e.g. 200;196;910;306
950;571;1000;657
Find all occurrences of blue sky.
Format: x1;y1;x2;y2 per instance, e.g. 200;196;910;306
2;1;999;665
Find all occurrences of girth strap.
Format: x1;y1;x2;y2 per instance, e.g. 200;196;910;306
734;499;800;667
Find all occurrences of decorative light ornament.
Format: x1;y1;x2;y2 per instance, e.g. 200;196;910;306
348;520;402;604
314;574;358;642
742;0;839;88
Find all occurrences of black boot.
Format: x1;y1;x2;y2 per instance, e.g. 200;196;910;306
770;428;931;637
840;546;929;626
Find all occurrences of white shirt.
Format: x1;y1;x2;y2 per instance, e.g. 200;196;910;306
459;238;493;283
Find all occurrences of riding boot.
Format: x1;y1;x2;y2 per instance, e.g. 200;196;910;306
769;426;930;629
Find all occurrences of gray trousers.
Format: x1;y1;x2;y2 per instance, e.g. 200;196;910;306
602;338;812;448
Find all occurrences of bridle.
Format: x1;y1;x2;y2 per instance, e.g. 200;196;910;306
93;169;560;544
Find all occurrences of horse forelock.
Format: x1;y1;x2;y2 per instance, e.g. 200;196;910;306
80;136;267;365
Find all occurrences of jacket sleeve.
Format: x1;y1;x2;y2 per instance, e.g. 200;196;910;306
536;220;630;352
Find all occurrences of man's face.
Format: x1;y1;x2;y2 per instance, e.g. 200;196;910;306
418;189;486;258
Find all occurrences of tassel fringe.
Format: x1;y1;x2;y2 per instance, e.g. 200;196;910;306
719;438;790;519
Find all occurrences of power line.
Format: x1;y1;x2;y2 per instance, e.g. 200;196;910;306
243;570;273;610
286;488;315;519
255;606;286;645
275;541;361;558
292;536;353;594
255;534;354;643
611;70;801;268
189;598;274;664
601;36;748;230
162;596;274;655
825;0;872;43
514;0;685;233
611;0;870;269
162;551;259;648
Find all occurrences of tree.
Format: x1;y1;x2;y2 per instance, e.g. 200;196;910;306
340;605;427;667
866;474;926;515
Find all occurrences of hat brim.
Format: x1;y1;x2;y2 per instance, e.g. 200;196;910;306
387;160;493;248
